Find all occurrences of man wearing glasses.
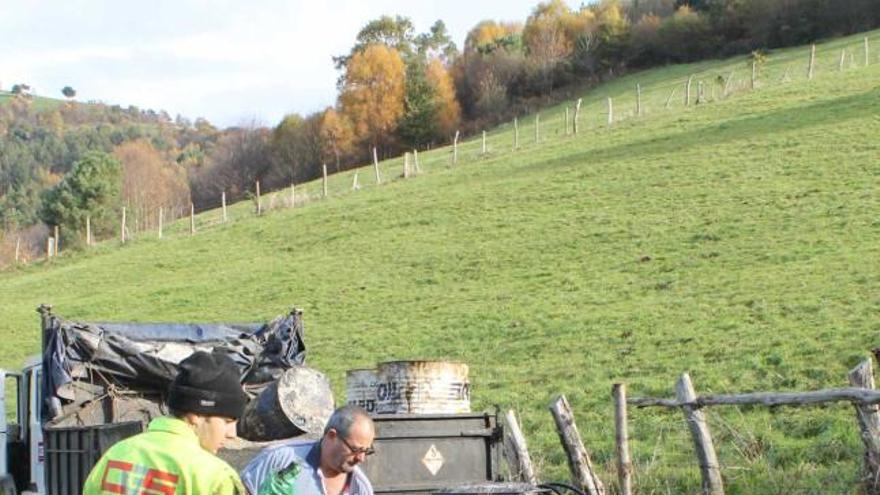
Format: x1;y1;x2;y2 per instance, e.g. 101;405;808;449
241;405;375;495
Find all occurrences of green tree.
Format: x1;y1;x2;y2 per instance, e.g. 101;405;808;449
397;58;439;148
39;151;122;246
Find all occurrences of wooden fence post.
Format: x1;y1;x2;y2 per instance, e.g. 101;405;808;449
255;181;262;215
452;131;459;165
549;395;606;495
686;75;694;106
322;164;328;197
514;117;519;149
677;373;724;495
503;410;537;484
751;60;757;89
607;97;613;126
849;359;880;494
413;149;421;173
222;191;228;221
636;84;642;117
86;215;92;245
535;114;540;143
613;384;633;495
120;207;126;244
373;147;382;183
665;88;677;108
46;237;53;259
564;107;570;135
724;70;735;96
189;203;195;235
403;153;410;178
840;49;847;71
574;98;582;135
808;44;816;80
697;81;705;104
482;131;487;155
352;172;360;190
53;225;59;256
158;208;163;239
289;184;295;207
14;237;21;263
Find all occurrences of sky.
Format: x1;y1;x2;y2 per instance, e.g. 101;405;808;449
0;0;551;128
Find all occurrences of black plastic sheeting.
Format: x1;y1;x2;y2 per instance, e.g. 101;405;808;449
41;308;307;422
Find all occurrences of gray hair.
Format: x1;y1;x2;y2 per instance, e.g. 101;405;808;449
324;404;373;438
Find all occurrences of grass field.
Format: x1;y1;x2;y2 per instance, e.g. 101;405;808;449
2;30;879;493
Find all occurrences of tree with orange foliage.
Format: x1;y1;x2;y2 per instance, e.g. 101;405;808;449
464;20;523;54
319;108;354;171
113;139;190;231
339;44;406;150
425;58;460;138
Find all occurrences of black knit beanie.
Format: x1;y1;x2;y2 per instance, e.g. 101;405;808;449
167;351;248;420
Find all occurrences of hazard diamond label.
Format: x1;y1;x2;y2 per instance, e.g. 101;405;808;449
422;444;444;476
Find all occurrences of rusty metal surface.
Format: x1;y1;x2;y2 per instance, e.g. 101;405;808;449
375;361;471;415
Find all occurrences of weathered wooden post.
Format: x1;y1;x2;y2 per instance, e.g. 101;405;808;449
373;147;382;183
413;149;421;173
686;75;694;106
697;81;705;104
220;191;227;221
665;88;677;108
535;114;540;143
482;131;487;155
848;359;880;494
636;84;642;117
514;117;519;149
840;49;847;72
574;98;582;135
14;237;21;263
403;153;410;178
257;181;264;215
322;164;328;197
157;208;163;239
607;97;613;126
613;384;633;495
452;132;459;165
751;60;757;89
352;172;360;190
503;410;537;484
189;203;195;235
46;237;53;259
549;395;606;495
677;373;724;495
53;225;59;256
564;107;570;135
86;216;91;246
808;44;816;80
120;207;126;243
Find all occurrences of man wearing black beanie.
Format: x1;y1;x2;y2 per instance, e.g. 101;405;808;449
83;351;249;494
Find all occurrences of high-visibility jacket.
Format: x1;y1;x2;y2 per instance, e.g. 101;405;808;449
82;416;245;495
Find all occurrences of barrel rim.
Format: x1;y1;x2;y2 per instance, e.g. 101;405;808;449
377;360;468;367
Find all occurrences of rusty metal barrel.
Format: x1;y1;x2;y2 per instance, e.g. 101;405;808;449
238;365;334;441
346;368;380;414
373;360;470;414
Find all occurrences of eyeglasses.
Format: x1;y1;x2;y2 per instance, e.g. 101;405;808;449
339;435;375;457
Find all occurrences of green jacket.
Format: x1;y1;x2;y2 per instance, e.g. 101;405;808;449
83;416;245;495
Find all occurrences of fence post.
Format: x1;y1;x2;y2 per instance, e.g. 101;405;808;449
607;97;613;126
513;117;519;150
46;237;53;259
665;88;677;108
686;75;694;106
636;84;642;117
840;49;847;72
564;107;570;135
289;184;295;208
121;207;126;244
574;98;582;135
255;181;262;215
535;114;540;143
86;215;92;245
613;384;633;495
482;131;487;155
14;237;21;263
808;44;816;80
53;225;59;256
677;373;724;495
352;172;360;190
413;149;421;173
189;203;195;235
322;164;328;197
848;359;880;494
549;395;606;495
222;191;228;221
503;410;537;484
158;208;163;239
697;81;705;104
373;147;382;183
751;61;757;89
452;131;459;165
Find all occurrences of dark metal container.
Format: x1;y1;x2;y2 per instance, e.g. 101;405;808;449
360;413;503;495
43;421;143;495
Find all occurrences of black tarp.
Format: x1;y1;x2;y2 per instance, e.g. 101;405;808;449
41;307;307;424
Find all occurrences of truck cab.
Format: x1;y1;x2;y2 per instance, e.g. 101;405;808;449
0;358;44;495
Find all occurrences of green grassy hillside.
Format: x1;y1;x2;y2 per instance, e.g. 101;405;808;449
2;31;879;492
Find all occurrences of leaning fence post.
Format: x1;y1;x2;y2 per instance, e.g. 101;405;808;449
352;172;360;191
373;147;382;183
613;384;633;495
549;395;606;495
848;359;880;494
574;98;582;135
808;44;816;80
503;410;537;484
665;88;677;108
677;373;724;495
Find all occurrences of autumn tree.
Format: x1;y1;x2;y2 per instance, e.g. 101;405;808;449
425;58;461;139
113;139;190;230
339;44;406;150
318;108;354;171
